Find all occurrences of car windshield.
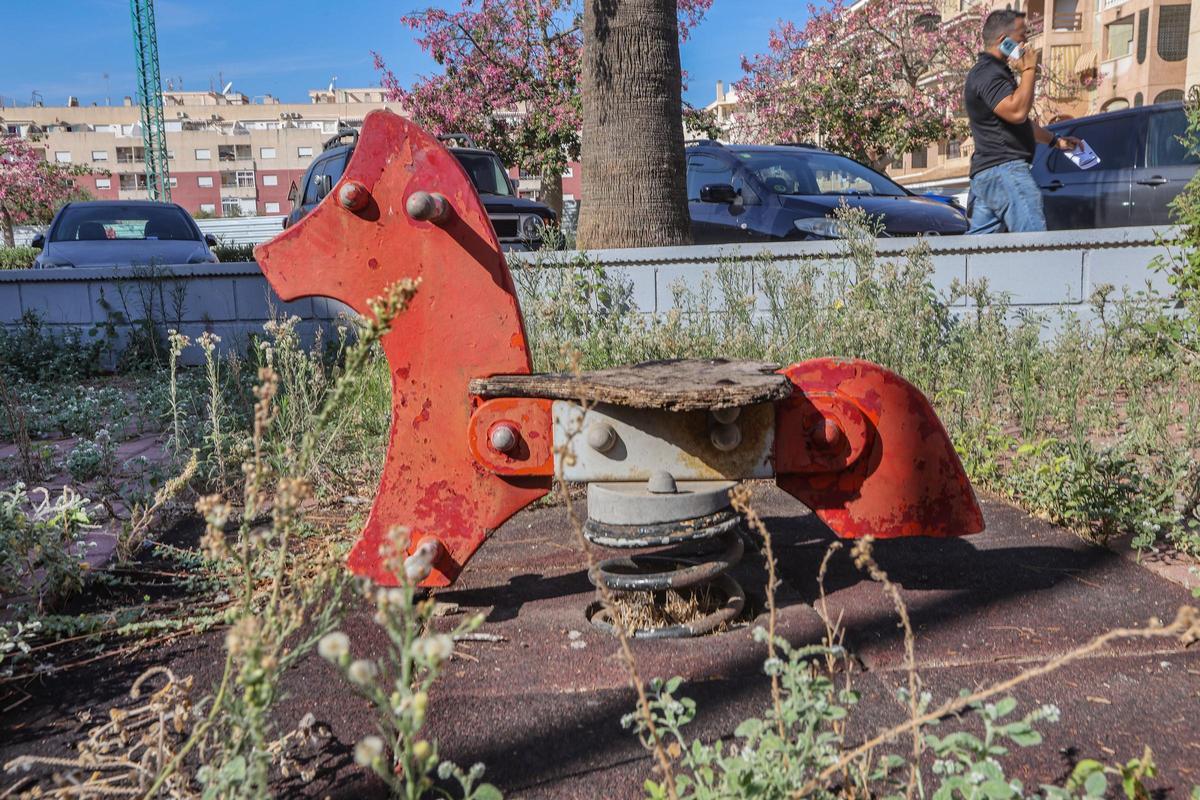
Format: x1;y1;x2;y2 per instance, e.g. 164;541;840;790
51;204;199;243
453;152;514;197
736;151;907;197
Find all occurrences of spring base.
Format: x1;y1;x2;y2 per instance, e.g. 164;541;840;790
584;480;746;638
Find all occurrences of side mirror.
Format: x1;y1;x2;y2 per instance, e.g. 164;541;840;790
287;180;299;204
31;233;45;249
314;174;332;201
204;233;218;247
700;183;738;204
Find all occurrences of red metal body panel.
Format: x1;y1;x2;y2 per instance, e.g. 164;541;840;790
775;359;985;539
254;110;549;586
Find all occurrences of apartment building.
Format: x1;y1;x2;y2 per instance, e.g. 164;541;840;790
0;88;407;217
1;88;583;219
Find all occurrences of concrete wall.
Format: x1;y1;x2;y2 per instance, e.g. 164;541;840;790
1;225;1180;367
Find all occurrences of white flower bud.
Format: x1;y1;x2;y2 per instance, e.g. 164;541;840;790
354;736;384;766
347;659;379;685
317;631;350;663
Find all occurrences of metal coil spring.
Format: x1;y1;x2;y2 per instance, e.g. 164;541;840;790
583;509;746;638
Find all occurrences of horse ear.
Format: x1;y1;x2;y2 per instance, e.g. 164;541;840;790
256;109;547;587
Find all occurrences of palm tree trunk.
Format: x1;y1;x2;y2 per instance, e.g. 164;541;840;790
577;0;692;249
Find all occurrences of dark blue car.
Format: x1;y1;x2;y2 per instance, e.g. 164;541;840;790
32;201;219;268
686;142;968;242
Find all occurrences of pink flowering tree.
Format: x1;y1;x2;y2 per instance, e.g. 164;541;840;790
0;134;92;247
737;1;985;171
378;0;713;217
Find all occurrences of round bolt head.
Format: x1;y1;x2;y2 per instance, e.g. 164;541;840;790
489;424;518;453
647;470;678;494
338;180;369;211
586;422;618;453
406;190;449;222
711;422;742;452
811;418;844;449
711;406;741;424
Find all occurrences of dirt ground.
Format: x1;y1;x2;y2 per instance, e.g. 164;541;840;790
2;489;1198;799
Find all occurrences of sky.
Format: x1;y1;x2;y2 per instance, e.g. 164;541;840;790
0;0;806;111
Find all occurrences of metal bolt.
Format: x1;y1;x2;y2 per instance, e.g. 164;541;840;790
811;418;844;449
711;422;742;452
647;470;678;494
406;190;450;223
489;423;518;453
711;406;741;424
338;180;370;212
586;422;618;453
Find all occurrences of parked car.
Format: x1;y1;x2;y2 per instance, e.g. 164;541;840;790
31;200;219;268
286;130;558;250
685;141;968;242
1032;101;1196;230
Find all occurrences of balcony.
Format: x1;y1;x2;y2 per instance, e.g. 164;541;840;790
1052;11;1083;30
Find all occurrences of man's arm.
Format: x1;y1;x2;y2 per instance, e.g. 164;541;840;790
1032;124;1081;150
992;47;1040;124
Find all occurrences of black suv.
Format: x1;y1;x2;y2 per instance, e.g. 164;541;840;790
1032;101;1196;229
685;141;968;242
286;130;558;250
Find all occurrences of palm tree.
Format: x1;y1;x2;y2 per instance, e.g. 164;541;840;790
577;0;692;249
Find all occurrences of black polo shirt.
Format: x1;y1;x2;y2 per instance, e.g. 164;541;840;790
964;52;1036;177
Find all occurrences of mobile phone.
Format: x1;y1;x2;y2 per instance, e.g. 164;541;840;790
999;37;1023;60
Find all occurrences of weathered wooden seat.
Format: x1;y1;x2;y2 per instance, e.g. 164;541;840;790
468;358;793;411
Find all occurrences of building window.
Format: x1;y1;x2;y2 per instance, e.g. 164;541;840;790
1135;92;1145;106
90;150;109;162
218;144;252;161
96;177;111;189
260;146;276;159
1155;88;1185;104
54;151;72;163
195;148;211;160
221;170;255;188
200;203;216;214
1158;4;1189;61
168;176;178;188
948;139;963;158
167;150;175;160
1137;9;1150;63
297;146;313;158
116;146;145;163
221;198;244;217
1106;16;1134;59
910;147;928;169
198;175;214;188
562;166;574;178
265;202;281;214
262;174;278;186
119;173;148;190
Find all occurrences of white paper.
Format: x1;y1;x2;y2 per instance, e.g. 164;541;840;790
1066;139;1100;170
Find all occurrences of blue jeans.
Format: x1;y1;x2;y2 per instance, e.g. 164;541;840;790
967;160;1046;234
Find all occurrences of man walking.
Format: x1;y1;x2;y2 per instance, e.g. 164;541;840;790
964;9;1079;233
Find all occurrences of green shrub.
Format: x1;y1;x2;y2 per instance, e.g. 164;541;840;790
212;242;257;262
0;483;95;612
0;246;38;270
0;311;109;383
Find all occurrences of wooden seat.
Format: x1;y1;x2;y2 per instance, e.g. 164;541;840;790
468;359;793;411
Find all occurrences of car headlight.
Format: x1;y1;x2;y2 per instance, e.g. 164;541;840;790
520;214;545;241
793;217;845;239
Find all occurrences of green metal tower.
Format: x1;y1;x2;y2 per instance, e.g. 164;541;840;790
130;0;171;201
